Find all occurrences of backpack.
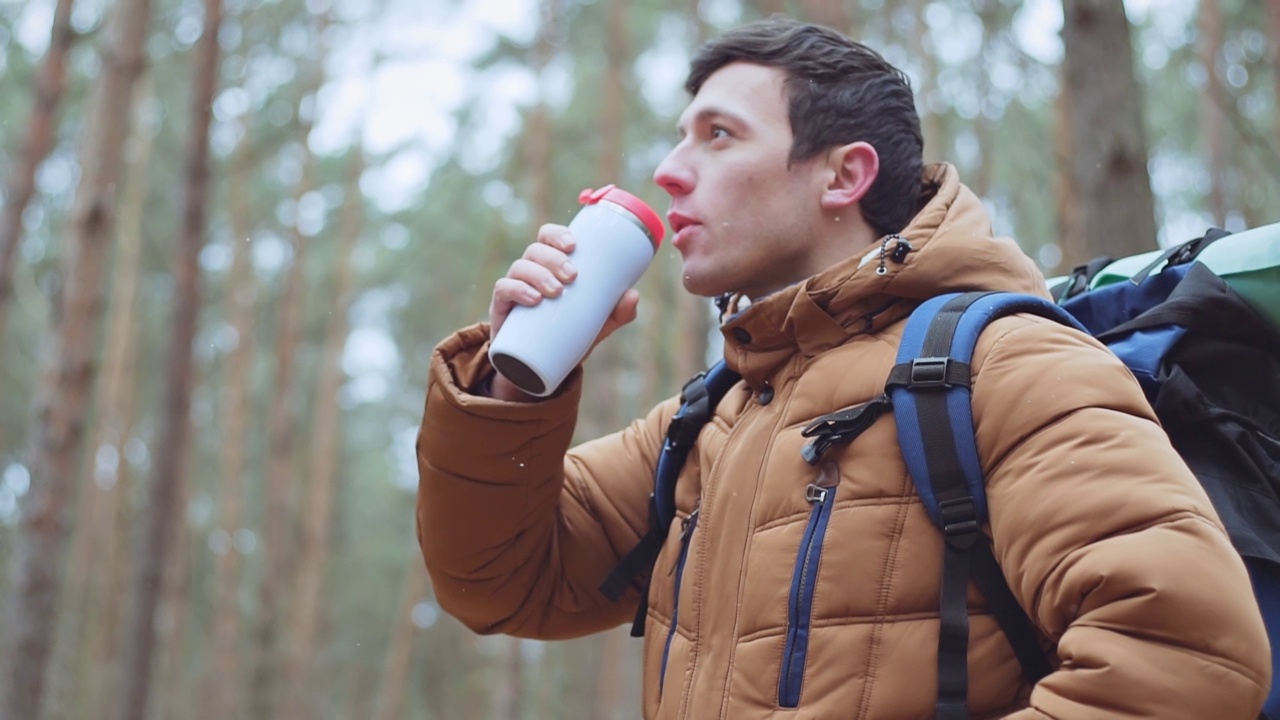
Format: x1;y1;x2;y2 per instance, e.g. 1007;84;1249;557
599;228;1280;719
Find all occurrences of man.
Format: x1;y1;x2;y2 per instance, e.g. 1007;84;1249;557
416;17;1268;719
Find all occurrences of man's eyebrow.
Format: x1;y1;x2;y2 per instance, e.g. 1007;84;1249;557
676;107;747;136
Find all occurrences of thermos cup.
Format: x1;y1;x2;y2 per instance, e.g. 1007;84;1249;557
488;184;665;397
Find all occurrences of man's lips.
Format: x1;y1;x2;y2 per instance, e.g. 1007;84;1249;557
667;211;698;234
668;212;700;249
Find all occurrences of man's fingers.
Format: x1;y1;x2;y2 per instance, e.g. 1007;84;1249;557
508;258;565;297
612;288;640;324
489;225;576;342
596;289;641;344
489;277;543;336
521;243;578;284
536;224;576;253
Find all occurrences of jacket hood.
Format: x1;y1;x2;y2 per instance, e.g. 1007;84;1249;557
720;163;1049;386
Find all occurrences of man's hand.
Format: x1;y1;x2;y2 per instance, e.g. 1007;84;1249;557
488;224;640;401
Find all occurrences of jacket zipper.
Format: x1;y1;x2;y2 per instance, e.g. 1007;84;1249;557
778;472;838;708
660;507;699;696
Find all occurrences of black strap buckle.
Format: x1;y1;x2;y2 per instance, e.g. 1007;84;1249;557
939;496;980;548
911;357;954;388
679;371;709;404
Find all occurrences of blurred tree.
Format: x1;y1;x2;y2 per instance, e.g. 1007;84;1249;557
250;15;331;719
44;70;156;720
200;118;259;720
113;0;222;716
0;0;154;716
1060;0;1157;265
285;147;365;720
0;0;77;339
373;563;427;720
1199;0;1229;225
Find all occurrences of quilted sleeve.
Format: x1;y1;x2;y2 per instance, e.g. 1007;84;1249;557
416;322;679;639
971;316;1270;720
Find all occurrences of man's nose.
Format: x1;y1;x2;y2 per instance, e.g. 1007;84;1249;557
652;147;692;197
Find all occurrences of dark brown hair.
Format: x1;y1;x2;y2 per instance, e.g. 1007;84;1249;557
686;16;924;237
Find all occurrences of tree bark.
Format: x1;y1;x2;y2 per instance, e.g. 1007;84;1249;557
593;629;625;720
0;0;153;716
1198;0;1229;225
0;0;78;338
749;0;786;17
910;0;944;163
799;0;852;32
150;441;197;720
284;149;364;720
1060;0;1158;258
200;120;259;720
491;638;525;720
525;0;559;229
1054;79;1084;272
581;0;630;435
373;564;428;720
1272;1;1280;154
112;0;222;716
250;28;329;718
46;70;156;720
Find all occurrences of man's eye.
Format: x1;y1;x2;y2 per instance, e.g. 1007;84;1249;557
710;125;731;140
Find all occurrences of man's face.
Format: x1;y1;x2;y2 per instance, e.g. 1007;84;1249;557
653;62;830;299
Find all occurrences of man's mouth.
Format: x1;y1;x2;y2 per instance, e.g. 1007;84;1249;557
667;211;698;235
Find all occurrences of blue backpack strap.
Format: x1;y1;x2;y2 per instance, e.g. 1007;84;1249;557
887;291;1084;720
599;359;741;636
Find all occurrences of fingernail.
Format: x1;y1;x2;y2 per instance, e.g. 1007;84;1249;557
561;261;577;279
543;279;562;294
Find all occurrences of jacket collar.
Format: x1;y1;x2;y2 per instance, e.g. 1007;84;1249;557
718;163;1050;388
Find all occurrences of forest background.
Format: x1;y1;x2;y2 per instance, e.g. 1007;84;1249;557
0;0;1275;718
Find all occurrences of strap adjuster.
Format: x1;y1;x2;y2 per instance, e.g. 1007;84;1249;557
911;357;953;387
939;496;980;548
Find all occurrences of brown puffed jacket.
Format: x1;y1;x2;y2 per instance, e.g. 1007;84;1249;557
417;164;1269;719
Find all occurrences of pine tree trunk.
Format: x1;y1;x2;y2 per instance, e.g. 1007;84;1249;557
910;0;944;163
0;0;78;337
1198;0;1229;225
283;150;364;720
0;0;153;716
799;0;852;31
581;0;629;434
592;629;625;720
1054;81;1084;271
1272;2;1280;153
750;0;785;16
525;0;559;229
150;442;197;720
200;121;259;720
1060;0;1158;258
250;30;329;717
970;0;999;199
46;70;156;720
491;638;525;720
112;0;221;715
373;565;427;720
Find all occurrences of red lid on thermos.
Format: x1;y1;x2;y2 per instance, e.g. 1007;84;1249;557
578;185;665;248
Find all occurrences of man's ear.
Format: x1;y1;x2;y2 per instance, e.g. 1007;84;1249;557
820;141;879;210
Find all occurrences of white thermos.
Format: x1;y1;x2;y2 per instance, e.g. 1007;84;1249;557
488;185;665;397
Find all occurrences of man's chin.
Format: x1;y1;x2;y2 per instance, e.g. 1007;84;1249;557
679;272;728;298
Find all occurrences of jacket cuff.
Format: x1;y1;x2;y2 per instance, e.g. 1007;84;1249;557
422;322;583;484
